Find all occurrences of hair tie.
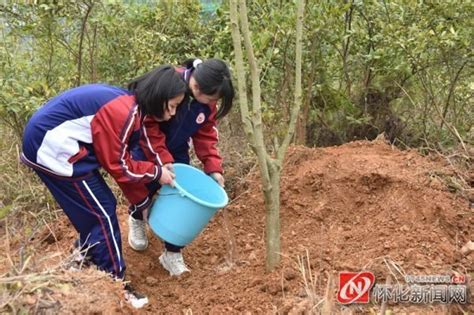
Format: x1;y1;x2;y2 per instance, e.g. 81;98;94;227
193;59;203;69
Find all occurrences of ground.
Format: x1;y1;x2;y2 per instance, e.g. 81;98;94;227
1;140;473;313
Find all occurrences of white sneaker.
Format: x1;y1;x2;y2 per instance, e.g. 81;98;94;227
128;216;148;251
124;283;148;309
159;251;190;276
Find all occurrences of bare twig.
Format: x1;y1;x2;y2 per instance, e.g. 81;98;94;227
383;256;406;285
379;275;391;315
321;272;334;315
5;218;20;275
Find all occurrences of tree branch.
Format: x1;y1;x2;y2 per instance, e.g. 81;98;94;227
237;0;271;187
229;0;255;148
441;60;468;128
238;0;263;132
76;1;94;86
277;0;304;163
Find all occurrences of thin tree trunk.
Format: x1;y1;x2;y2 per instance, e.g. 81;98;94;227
440;60;467;128
230;0;305;271
77;1;93;86
237;0;273;202
46;21;54;88
229;1;253;143
359;8;375;115
295;35;318;145
276;0;304;163
264;162;280;270
90;24;98;82
342;1;353;97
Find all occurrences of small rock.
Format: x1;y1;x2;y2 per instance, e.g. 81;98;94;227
162;291;175;298
284;269;299;281
400;225;410;232
145;276;158;286
297;288;308;297
460;241;474;255
414;263;425;269
267;283;282;295
250;278;263;287
24;295;36;305
429;177;444;190
210;255;218;264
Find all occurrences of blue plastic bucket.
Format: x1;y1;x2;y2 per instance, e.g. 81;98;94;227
148;163;229;246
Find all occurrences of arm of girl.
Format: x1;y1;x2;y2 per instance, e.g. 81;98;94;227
141;115;174;166
192;110;223;175
91;99;162;185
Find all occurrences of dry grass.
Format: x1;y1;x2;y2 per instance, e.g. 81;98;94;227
0;214;124;314
281;250;335;314
420;142;473;205
0;127;69;313
0;126;57;222
0;124;131;313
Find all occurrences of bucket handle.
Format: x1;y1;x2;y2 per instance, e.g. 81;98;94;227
159;192;183;197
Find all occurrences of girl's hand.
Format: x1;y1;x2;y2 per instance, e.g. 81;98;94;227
210;172;225;187
159;166;175;186
163;163;174;172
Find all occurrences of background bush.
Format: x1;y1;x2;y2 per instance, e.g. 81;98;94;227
0;0;471;217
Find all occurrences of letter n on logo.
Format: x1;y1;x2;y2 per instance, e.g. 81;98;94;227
337;271;375;304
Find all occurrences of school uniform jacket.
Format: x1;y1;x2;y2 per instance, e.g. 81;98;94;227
142;67;223;174
21;84;163;204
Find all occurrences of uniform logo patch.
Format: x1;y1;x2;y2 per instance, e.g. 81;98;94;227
196;113;205;124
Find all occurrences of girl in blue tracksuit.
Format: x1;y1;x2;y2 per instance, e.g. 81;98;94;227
21;65;187;308
127;58;235;276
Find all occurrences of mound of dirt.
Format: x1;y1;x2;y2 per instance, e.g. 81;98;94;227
3;140;472;313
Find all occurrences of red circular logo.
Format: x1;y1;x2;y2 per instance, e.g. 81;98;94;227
196;113;205;124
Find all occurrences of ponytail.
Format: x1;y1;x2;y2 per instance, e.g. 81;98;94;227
183;58;235;119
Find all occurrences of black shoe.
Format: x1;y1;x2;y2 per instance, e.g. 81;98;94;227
124;283;149;309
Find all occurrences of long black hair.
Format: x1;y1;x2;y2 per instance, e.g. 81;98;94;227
128;65;187;118
183;58;234;119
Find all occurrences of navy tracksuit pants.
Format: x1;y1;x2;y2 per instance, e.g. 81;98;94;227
35;170;125;278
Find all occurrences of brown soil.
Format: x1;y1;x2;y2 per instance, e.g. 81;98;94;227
2;140;473;313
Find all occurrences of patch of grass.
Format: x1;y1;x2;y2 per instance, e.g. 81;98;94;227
419;143;473;203
0;205;13;220
0;125;56;224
